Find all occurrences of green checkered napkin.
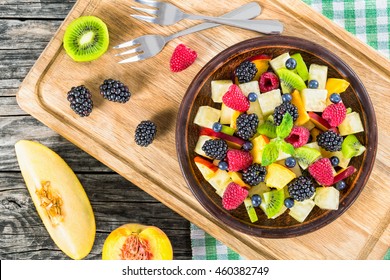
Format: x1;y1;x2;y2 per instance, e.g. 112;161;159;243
191;0;390;260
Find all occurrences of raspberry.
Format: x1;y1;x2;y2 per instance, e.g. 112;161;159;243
285;126;310;148
259;72;280;93
222;182;248;210
322;102;347;127
170;44;197;72
222;84;250;112
308;158;334;186
226;149;253;172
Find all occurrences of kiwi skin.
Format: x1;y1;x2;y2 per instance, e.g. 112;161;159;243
63;16;109;62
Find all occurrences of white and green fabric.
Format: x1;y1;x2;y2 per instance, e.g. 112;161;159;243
191;0;390;260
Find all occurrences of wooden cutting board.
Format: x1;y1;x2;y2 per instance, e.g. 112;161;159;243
16;0;390;259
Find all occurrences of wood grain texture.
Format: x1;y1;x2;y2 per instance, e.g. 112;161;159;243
15;0;390;259
0;173;191;259
0;0;192;260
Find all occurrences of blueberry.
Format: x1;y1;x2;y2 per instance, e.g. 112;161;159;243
329;93;342;103
282;93;292;103
308;80;319;89
285;157;296;168
285;58;297;70
335;180;347;190
218;161;228;170
330;156;340;167
212;122;222;132
251;194;262;207
242;141;253;151
284;198;295;208
248;92;257;102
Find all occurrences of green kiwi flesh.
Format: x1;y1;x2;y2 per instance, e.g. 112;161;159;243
63;16;109;62
277;68;307;93
342;134;366;159
294;146;321;170
261;189;284;218
257;118;277;138
291;53;309;81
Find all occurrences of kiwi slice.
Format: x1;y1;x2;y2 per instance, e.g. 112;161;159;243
260;189;284;218
342;134;366;159
277;68;307;94
257;117;277;138
291;53;309;81
63;16;109;62
294;146;321;170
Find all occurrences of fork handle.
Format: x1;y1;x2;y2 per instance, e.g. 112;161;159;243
165;2;261;42
186;15;283;35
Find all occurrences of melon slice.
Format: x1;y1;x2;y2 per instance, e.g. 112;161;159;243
15;140;95;260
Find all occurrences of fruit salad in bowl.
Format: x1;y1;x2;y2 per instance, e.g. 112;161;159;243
176;36;377;237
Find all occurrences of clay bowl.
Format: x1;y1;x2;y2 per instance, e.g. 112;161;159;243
176;35;377;238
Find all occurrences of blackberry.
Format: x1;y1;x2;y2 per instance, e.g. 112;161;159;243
100;79;131;103
201;139;228;160
273;102;299;126
235;61;258;83
288;176;315;201
236;113;259;140
317;130;343;151
242;163;267;186
134;121;157;147
67;85;93;117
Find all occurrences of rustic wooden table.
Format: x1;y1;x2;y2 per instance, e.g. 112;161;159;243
0;0;192;260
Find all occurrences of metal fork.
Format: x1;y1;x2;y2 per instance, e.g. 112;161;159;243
131;0;283;34
114;2;262;63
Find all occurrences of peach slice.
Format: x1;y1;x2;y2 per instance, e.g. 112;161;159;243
291;89;310;126
15;140;95;260
102;224;173;260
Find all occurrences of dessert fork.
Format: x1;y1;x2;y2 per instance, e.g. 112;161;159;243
131;0;283;34
115;2;262;63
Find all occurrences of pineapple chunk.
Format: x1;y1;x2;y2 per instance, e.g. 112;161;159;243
301;120;316;131
228;171;250;188
338;112;364;136
270;53;290;72
257;89;282;116
289;199;316;223
309;64;328;89
194;106;221;129
220;103;235;125
208;169;231;191
303;142;321;152
321;149;351;169
277;159;302;177
239;81;264;124
265;163;296;189
301;88;328;112
248;182;271;196
314;187;339;210
230;110;241;129
194;135;213;158
215;180;233;197
211;80;233;103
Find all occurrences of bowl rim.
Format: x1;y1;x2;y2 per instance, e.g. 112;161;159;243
176;35;378;238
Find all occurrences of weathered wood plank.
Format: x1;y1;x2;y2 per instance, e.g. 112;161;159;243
0;172;191;260
0;0;75;19
0;97;26;116
0;116;112;172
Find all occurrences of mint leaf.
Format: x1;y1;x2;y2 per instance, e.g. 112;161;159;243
276;113;293;139
279;141;295;156
257;120;277;138
261;142;279;166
